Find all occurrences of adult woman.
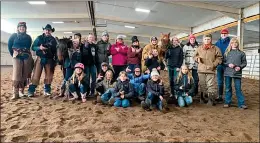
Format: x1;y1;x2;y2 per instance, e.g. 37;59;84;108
8;22;32;99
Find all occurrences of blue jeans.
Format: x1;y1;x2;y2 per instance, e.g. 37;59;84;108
168;66;179;95
69;83;87;94
28;84;51;94
134;83;146;97
225;76;246;107
191;69;199;95
101;88;115;104
114;98;130;108
84;65;97;94
177;92;193;107
65;68;73;81
217;64;225;97
128;64;140;74
145;92;163;110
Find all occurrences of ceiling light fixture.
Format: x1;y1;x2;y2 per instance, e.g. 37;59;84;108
52;21;64;24
64;32;73;34
125;25;135;29
28;1;46;5
135;8;150;13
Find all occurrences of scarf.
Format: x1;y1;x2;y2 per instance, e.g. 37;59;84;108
203;44;212;50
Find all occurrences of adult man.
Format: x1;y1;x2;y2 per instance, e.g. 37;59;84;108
96;31;111;73
215;28;230;102
28;24;57;97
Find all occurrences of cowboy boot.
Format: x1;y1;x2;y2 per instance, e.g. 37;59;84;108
207;93;216;106
11;87;19;100
81;93;87;103
200;92;207;104
69;92;78;103
19;88;26;98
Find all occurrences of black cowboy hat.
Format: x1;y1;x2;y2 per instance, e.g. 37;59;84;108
42;24;55;32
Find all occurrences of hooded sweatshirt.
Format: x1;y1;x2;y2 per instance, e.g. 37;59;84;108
127;46;142;65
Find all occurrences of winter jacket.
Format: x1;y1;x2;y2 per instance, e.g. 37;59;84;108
146;79;164;97
183;43;199;69
96;78;117;91
127;74;150;89
32;34;57;60
64;48;81;68
141;39;161;72
215;37;230;56
81;42;98;66
194;45;222;74
174;74;195;96
165;44;183;68
114;79;134;99
145;56;165;72
8;33;32;59
110;42;128;65
127;46;142;65
96;40;111;64
224;49;247;78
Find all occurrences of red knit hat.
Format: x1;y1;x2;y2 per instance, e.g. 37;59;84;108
189;34;196;40
221;28;229;34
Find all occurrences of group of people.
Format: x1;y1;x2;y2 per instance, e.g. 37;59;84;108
8;22;248;112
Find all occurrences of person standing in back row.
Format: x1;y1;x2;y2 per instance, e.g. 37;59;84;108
183;34;199;96
127;36;142;74
8;22;32;99
96;31;111;73
81;33;98;97
165;37;183;99
215;28;230;102
194;34;222;106
110;35;128;78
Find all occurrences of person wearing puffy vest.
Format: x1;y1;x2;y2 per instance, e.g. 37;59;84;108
28;24;57;97
96;31;111;73
8;22;32;99
183;34;199;96
215;28;231;102
223;37;247;109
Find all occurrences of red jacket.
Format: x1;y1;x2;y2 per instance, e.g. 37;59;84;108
127;47;142;64
110;42;128;65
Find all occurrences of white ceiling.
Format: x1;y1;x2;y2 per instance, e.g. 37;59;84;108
1;0;259;46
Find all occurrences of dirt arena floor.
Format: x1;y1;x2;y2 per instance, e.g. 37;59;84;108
1;66;259;142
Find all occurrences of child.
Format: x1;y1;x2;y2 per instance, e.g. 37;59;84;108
223;37;247;109
127;36;142;73
95;70;117;104
110;71;134;108
174;65;195;107
145;48;164;73
59;38;81;98
165;37;183;98
96;62;114;82
126;65;150;102
65;63;89;103
194;34;222;106
141;68;167;111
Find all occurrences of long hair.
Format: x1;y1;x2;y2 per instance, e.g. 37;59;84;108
71;69;86;83
176;65;193;84
224;37;240;56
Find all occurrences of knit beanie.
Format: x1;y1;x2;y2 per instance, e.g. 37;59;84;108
151;68;159;76
131;36;139;43
102;31;109;37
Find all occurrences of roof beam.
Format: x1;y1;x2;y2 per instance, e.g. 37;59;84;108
159;1;240;14
1;13;89;19
96;15;190;31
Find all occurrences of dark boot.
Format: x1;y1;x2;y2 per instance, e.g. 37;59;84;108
200;92;207;104
108;97;115;106
141;101;151;111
